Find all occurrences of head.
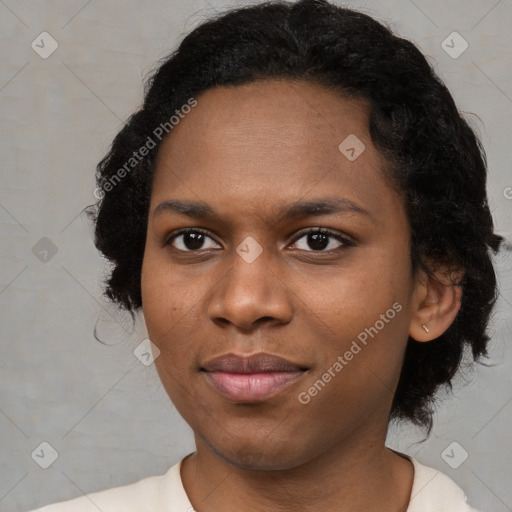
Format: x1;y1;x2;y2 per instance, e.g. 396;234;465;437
87;0;503;469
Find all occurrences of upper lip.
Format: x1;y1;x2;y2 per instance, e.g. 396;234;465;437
201;353;307;373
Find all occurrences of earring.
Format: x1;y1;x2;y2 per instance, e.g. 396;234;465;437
422;324;430;333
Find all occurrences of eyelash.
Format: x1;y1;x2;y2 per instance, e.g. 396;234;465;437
164;227;355;253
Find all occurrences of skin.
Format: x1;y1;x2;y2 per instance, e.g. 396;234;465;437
140;79;462;512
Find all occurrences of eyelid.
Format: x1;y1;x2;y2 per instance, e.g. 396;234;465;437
165;227;355;252
164;227;221;248
289;227;355;248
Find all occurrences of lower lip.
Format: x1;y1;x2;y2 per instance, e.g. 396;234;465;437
203;371;305;402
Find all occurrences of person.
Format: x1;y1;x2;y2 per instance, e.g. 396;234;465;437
29;0;503;510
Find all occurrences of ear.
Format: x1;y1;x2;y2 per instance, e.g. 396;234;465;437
409;262;464;342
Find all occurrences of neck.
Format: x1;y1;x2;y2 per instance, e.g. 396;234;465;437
180;431;414;512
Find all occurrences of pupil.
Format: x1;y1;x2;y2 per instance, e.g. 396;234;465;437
182;232;330;251
309;233;328;250
185;232;205;250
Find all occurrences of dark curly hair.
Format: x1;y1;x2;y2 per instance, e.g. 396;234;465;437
86;0;503;432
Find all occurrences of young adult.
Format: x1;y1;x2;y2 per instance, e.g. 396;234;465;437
30;1;502;510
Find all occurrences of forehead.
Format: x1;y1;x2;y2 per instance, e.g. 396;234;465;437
150;79;397;221
155;79;374;168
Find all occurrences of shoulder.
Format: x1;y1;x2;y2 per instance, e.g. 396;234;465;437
28;454;484;512
27;459;189;512
407;456;481;512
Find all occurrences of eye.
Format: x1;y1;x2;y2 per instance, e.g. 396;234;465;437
165;227;354;253
290;228;353;252
165;228;221;252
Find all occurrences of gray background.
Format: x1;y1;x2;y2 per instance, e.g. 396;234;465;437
0;0;511;511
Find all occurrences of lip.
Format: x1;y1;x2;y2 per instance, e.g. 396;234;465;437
201;352;308;402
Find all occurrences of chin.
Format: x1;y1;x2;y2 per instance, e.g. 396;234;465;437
207;436;311;471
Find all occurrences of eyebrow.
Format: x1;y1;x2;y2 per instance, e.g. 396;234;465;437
154;197;372;222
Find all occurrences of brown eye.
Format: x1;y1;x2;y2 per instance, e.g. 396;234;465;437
166;229;221;252
290;228;353;252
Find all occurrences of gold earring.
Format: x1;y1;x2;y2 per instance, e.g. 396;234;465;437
422;324;430;333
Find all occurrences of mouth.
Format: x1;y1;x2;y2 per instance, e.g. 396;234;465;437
200;352;309;403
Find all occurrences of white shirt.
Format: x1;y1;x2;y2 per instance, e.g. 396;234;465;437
29;452;480;512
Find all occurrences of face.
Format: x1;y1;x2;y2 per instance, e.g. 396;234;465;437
141;79;417;470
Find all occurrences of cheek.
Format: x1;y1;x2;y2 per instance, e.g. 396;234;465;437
141;249;197;339
141;257;182;378
141;265;198;411
295;303;409;424
295;247;412;393
303;250;410;339
141;252;213;390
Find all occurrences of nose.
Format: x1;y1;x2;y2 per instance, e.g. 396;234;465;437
207;245;294;332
